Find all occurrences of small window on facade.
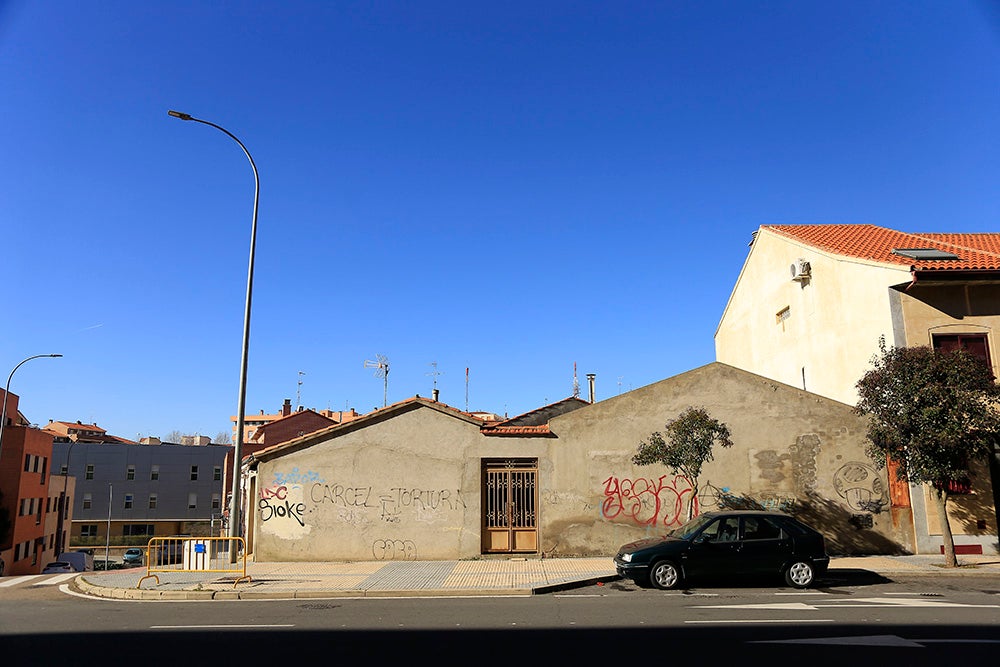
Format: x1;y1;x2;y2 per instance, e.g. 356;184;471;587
86;464;94;480
149;494;157;509
33;455;40;473
83;493;92;509
60;464;68;475
127;465;135;480
124;494;134;510
24;455;31;472
81;525;97;538
776;306;791;330
151;465;159;481
212;494;221;510
214;466;222;481
188;493;197;509
190;466;199;481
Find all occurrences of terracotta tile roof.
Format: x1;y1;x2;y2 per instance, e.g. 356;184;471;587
763;224;1000;271
480;424;554;437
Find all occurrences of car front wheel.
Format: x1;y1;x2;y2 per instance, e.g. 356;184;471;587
649;560;682;590
784;560;815;588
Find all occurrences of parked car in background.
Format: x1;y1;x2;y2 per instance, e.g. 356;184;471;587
613;510;830;590
122;548;144;566
41;561;75;574
56;551;93;572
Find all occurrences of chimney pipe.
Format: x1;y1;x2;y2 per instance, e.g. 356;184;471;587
282;398;292;417
586;374;596;403
432;388;440;402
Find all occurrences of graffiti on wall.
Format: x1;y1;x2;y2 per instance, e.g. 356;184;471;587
310;483;467;524
372;539;417;560
601;474;698;528
260;470;324;537
833;462;888;513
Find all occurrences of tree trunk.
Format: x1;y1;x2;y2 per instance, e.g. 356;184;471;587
931;486;957;567
687;479;699;522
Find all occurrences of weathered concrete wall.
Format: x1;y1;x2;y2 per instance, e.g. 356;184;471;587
542;363;913;557
254;405;493;561
251;364;921;562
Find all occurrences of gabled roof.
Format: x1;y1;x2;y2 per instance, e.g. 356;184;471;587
480;397;589;436
248;396;485;463
764;224;1000;272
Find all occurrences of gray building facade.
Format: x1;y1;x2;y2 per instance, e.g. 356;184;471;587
52;442;230;543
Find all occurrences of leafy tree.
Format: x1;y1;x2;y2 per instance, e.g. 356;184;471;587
633;407;734;521
855;339;1000;567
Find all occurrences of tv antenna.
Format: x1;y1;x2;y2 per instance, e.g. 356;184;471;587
297;371;305;408
572;362;580;398
427;361;443;392
364;354;390;407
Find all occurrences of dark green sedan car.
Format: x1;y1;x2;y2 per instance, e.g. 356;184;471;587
613;510;830;590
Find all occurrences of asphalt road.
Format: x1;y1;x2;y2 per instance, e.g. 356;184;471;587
3;572;999;665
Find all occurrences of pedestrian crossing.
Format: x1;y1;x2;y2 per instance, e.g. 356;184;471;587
0;572;79;588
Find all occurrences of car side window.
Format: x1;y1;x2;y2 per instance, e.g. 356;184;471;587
698;518;723;542
742;516;782;541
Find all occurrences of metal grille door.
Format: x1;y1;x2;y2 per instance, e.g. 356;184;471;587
483;459;538;553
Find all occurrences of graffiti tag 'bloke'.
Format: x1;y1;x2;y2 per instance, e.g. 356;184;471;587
601;475;698;528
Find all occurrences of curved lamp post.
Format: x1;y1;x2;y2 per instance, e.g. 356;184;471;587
0;354;62;458
54;439;77;555
168;110;258;560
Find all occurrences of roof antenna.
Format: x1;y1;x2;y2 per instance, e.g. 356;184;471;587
364;354;390;407
572;362;580;398
296;371;305;409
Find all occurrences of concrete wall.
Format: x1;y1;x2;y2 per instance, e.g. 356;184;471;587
251;364;915;561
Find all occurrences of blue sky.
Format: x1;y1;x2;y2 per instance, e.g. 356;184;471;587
1;1;998;442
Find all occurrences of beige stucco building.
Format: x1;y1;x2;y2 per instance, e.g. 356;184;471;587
245;363;916;562
715;224;1000;555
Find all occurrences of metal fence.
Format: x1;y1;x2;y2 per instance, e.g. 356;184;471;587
137;536;250;589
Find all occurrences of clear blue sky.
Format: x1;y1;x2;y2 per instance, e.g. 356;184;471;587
2;1;998;442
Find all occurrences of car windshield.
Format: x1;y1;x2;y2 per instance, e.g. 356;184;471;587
668;514;715;540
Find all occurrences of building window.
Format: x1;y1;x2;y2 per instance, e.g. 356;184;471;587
190;466;199;481
83;493;92;510
60;464;68;475
214;466;222;481
86;464;94;480
124;494;134;510
81;524;98;537
212;494;221;510
932;333;991;365
149;494;157;509
188;493;197;509
122;524;154;537
40;457;47;481
24;454;31;472
151;465;159;481
127;465;135;480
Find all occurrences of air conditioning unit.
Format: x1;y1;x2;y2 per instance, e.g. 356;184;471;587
790;259;811;281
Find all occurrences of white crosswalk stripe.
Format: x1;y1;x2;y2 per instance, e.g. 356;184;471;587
0;573;79;588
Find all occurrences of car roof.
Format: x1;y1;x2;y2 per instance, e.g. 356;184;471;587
699;510;793;518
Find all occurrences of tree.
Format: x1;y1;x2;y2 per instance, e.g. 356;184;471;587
214;431;232;445
633;406;734;520
855;339;1000;567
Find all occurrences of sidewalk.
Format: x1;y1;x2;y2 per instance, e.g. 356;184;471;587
72;554;1000;601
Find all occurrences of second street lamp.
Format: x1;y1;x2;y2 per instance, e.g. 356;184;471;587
0;353;63;459
168;110;259;561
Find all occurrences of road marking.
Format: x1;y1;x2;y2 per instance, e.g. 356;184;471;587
150;624;295;629
685;619;834;624
753;635;923;646
0;575;42;587
698;597;1000;611
33;573;79;586
697;602;817;610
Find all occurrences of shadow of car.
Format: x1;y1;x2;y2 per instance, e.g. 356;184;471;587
613;510;830;590
41;561;75;574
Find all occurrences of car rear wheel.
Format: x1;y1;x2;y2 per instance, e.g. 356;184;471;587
649;560;681;590
784;560;815;588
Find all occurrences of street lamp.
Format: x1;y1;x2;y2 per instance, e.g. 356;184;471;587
168;110;259;560
55;440;77;555
0;354;62;458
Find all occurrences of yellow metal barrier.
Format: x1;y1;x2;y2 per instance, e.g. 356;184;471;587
137;536;251;589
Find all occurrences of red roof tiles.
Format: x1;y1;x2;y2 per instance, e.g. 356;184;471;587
763;224;1000;271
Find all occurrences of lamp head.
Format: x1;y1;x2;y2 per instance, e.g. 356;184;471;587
168;110;193;121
